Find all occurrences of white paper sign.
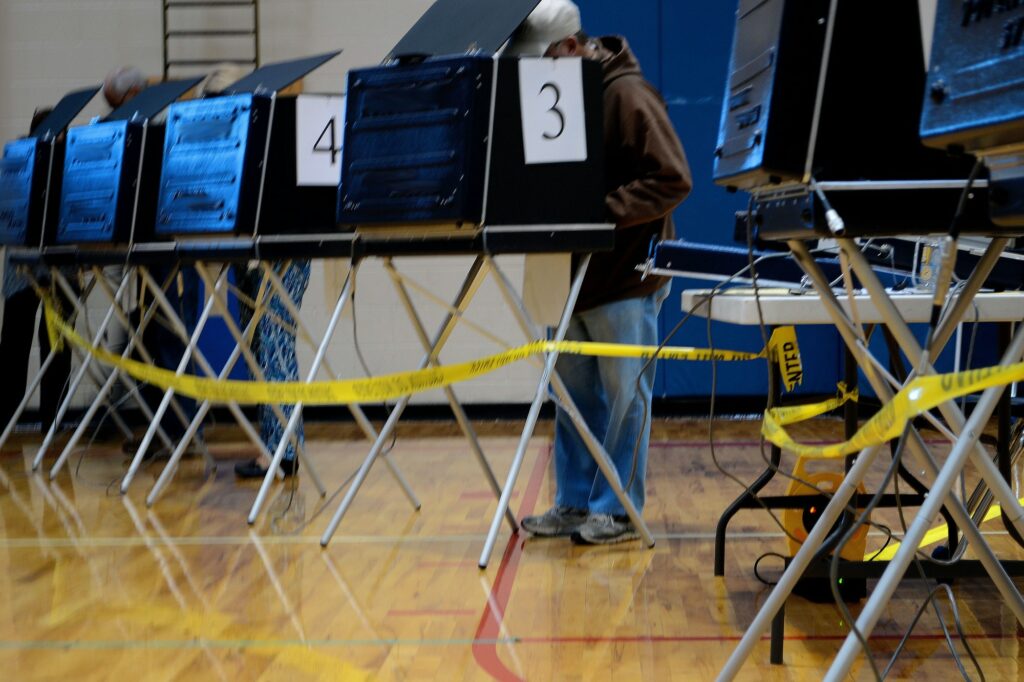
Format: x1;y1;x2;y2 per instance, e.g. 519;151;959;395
296;94;346;186
518;58;588;165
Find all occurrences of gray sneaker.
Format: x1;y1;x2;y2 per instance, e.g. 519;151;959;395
571;514;640;545
521;506;588;537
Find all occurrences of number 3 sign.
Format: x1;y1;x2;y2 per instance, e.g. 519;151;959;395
296;94;346;186
518;58;588;165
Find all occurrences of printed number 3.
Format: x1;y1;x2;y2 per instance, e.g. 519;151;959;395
539;82;565;140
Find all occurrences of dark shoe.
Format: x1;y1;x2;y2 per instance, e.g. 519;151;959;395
234;457;299;479
571;514;640;545
521;505;588;537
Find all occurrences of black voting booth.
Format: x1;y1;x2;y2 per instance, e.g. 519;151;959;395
714;0;1009;240
0;87;100;247
154;52;341;237
921;0;1024;228
54;78;203;245
338;0;606;233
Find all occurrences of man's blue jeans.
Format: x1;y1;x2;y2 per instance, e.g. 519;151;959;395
553;286;669;516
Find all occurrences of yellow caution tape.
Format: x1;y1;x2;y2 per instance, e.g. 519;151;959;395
763;360;1024;459
44;300;801;405
866;497;1024;562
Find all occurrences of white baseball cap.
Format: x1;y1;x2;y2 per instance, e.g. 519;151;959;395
505;0;583;57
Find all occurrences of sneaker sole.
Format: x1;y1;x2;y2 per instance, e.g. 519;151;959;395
571;530;641;546
521;524;583;538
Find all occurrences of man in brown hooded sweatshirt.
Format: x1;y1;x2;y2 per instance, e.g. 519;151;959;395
511;0;692;544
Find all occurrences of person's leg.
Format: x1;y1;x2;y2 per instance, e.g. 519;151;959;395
258;260;310;467
1;288;42;428
522;314;608;536
553;316;607;509
574;286;668;543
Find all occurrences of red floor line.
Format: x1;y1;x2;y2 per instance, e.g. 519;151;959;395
472;445;552;682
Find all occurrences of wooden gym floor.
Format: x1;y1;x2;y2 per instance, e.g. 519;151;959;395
0;418;1022;680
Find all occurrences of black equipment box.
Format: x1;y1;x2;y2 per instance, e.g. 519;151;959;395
338;0;605;232
154;52;341;237
0;86;99;247
714;0;973;193
339;57;605;230
54;78;202;245
921;0;1024;154
922;1;1024;227
750;182;1001;241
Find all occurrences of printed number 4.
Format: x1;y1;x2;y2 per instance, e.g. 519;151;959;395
539;82;565;140
313;118;341;165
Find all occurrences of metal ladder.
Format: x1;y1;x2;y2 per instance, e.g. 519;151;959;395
162;0;260;79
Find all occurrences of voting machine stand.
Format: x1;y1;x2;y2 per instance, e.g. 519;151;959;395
308;0;654;567
128;54;382;512
712;1;1024;678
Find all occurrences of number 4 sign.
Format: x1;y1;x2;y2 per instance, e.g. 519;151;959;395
296;94;346;186
518;58;588;165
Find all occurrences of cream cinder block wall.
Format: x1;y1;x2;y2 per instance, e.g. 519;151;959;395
0;0;543;410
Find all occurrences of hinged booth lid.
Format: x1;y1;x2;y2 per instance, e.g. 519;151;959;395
223;51;342;96
30;86;101;139
387;0;540;60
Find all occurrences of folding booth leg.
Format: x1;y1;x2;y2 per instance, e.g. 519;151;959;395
262;261;420;511
121;266;226;493
840;241;1024;541
32;268;134;470
48;268;202;479
383;257;515;531
478;255;592;569
249;262;361;525
146;269;279;506
318;258;491;545
0;274;102;452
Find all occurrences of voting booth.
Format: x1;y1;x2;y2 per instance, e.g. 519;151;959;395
0;87;100;247
155;52;343;237
713;0;1002;240
54;78;203;245
921;0;1024;228
338;0;605;234
717;2;1024;678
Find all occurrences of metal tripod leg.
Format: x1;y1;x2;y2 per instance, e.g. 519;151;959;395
262;261;419;511
383;257;515;530
0;275;102;452
48;267;211;479
249;262;363;525
478;255;592;568
45;270;136;442
121;265;226;492
318;258;491;545
32;268;137;470
146;269;282;506
84;266;216;467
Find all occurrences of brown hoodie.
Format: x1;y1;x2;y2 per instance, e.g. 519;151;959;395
575;36;692;312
